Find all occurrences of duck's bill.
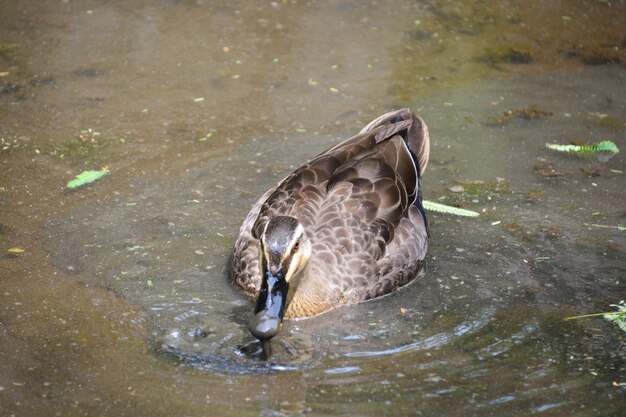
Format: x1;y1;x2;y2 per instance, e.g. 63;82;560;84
248;270;289;341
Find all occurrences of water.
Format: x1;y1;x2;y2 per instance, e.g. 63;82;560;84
1;1;625;416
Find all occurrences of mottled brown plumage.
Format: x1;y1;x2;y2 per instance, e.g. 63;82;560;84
231;109;430;318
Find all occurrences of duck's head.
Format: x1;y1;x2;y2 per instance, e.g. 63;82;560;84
248;216;311;342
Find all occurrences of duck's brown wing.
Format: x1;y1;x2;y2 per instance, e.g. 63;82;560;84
232;109;430;304
309;110;429;303
253;109;428;234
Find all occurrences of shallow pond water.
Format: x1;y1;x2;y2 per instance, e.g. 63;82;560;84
1;1;625;416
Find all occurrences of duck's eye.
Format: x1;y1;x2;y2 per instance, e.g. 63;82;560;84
292;240;300;253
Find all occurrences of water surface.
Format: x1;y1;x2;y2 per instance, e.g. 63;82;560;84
1;1;625;416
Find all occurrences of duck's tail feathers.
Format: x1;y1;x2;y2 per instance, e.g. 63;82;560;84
359;108;430;177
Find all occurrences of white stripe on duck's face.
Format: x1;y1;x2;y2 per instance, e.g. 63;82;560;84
261;216;310;283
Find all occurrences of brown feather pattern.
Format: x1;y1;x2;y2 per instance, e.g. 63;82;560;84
231;109;430;317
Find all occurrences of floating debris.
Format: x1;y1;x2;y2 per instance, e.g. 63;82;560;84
584;223;625;232
604;301;626;334
580;166;603;177
0;82;22;95
198;132;213;142
423;200;479;217
448;185;465;193
546;140;619;155
1;136;29;153
476;47;533;67
66;168;110;189
72;68;105;77
534;162;567;178
446;179;510;206
585;112;625;130
485;105;553;126
52;129;119;163
565;301;626;335
500;48;533;64
581;54;621;66
30;76;57;87
525;189;544;203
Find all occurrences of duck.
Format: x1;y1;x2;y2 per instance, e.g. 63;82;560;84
230;108;430;344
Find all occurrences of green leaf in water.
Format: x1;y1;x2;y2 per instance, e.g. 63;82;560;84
545;140;619;155
198;132;213;141
66;169;110;189
604;301;626;334
565;301;626;335
423;200;479;217
584;223;625;232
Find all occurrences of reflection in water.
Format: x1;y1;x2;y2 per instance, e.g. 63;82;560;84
1;0;625;416
324;366;361;375
345;333;450;358
345;307;496;358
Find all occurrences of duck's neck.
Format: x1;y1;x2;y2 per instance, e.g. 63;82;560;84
284;266;336;318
